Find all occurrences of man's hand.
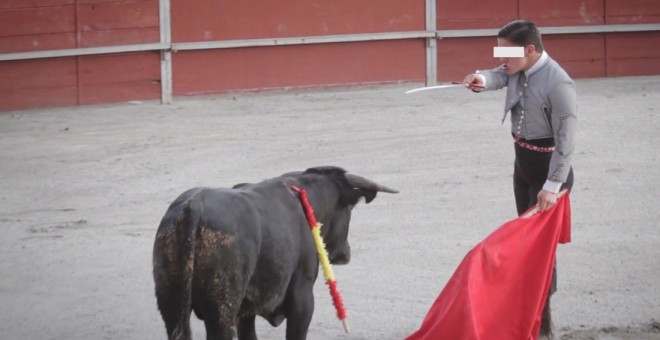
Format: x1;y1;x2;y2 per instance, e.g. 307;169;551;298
463;73;485;91
537;190;558;211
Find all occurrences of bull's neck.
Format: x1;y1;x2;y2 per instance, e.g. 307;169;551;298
303;189;332;229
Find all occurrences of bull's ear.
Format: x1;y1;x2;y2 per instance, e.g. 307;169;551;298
360;189;377;204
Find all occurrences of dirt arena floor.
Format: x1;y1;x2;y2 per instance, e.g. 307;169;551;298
1;75;658;340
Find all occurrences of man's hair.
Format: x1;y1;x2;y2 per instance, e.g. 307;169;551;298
497;19;544;53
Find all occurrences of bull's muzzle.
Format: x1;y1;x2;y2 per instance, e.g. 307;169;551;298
331;245;351;265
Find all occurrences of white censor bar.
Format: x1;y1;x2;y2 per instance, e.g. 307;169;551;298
494;46;525;58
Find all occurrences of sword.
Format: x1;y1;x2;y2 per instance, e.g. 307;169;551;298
405;82;484;94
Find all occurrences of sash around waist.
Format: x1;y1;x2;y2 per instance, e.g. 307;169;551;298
512;133;555;152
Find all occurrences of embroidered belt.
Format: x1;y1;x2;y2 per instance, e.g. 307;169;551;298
512;134;555;153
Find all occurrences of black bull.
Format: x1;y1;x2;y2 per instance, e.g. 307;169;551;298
153;166;398;340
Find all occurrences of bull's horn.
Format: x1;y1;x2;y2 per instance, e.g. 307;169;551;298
345;174;399;193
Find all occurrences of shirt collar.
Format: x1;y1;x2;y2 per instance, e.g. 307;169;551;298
525;51;548;77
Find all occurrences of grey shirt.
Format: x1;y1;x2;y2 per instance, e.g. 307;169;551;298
477;53;577;184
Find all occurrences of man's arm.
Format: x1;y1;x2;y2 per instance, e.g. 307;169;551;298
538;80;577;211
547;81;577;184
464;65;509;91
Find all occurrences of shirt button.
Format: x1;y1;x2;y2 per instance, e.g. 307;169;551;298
524;83;528;87
518;92;523;96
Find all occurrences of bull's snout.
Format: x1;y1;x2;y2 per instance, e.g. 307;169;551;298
331;244;351;265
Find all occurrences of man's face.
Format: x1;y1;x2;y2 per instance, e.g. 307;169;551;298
497;38;530;76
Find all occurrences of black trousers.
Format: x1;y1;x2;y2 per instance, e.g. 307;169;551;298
513;138;573;336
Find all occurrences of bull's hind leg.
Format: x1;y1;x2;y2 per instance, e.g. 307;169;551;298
194;291;240;340
237;315;257;340
191;276;241;340
192;226;248;340
156;288;192;340
154;254;193;340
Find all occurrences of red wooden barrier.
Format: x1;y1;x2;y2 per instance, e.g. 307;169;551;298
0;0;658;111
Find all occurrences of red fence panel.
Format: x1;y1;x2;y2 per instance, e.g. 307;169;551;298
0;0;75;9
77;52;161;104
606;0;660;24
0;0;658;111
171;0;427;95
171;0;425;42
79;27;160;48
437;0;518;30
77;1;159;31
77;0;159;47
0;6;75;37
0;58;76;91
173;40;425;95
543;34;606;78
437;37;499;82
2;86;78;110
519;0;604;26
606;31;660;76
0;0;160;110
0;58;78;110
0;33;76;54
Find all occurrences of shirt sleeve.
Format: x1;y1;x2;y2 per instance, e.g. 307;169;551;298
547;81;577;183
477;65;509;91
542;180;563;194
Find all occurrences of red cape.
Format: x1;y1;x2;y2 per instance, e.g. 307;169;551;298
406;194;571;340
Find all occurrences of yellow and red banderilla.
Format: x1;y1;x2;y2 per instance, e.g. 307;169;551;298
291;185;350;334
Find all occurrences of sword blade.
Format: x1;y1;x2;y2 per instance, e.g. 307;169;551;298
405;83;464;94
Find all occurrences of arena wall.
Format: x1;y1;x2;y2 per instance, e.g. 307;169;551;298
0;0;658;111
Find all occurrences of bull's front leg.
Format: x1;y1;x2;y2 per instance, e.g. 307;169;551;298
284;283;315;340
237;315;257;340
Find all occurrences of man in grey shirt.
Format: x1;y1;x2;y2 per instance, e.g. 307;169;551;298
464;20;577;339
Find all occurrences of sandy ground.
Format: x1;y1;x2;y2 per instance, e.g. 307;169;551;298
0;75;659;340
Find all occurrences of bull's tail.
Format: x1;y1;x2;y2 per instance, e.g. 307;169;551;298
153;198;200;340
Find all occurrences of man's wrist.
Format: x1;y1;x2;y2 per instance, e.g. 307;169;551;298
542;180;562;194
475;73;486;89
